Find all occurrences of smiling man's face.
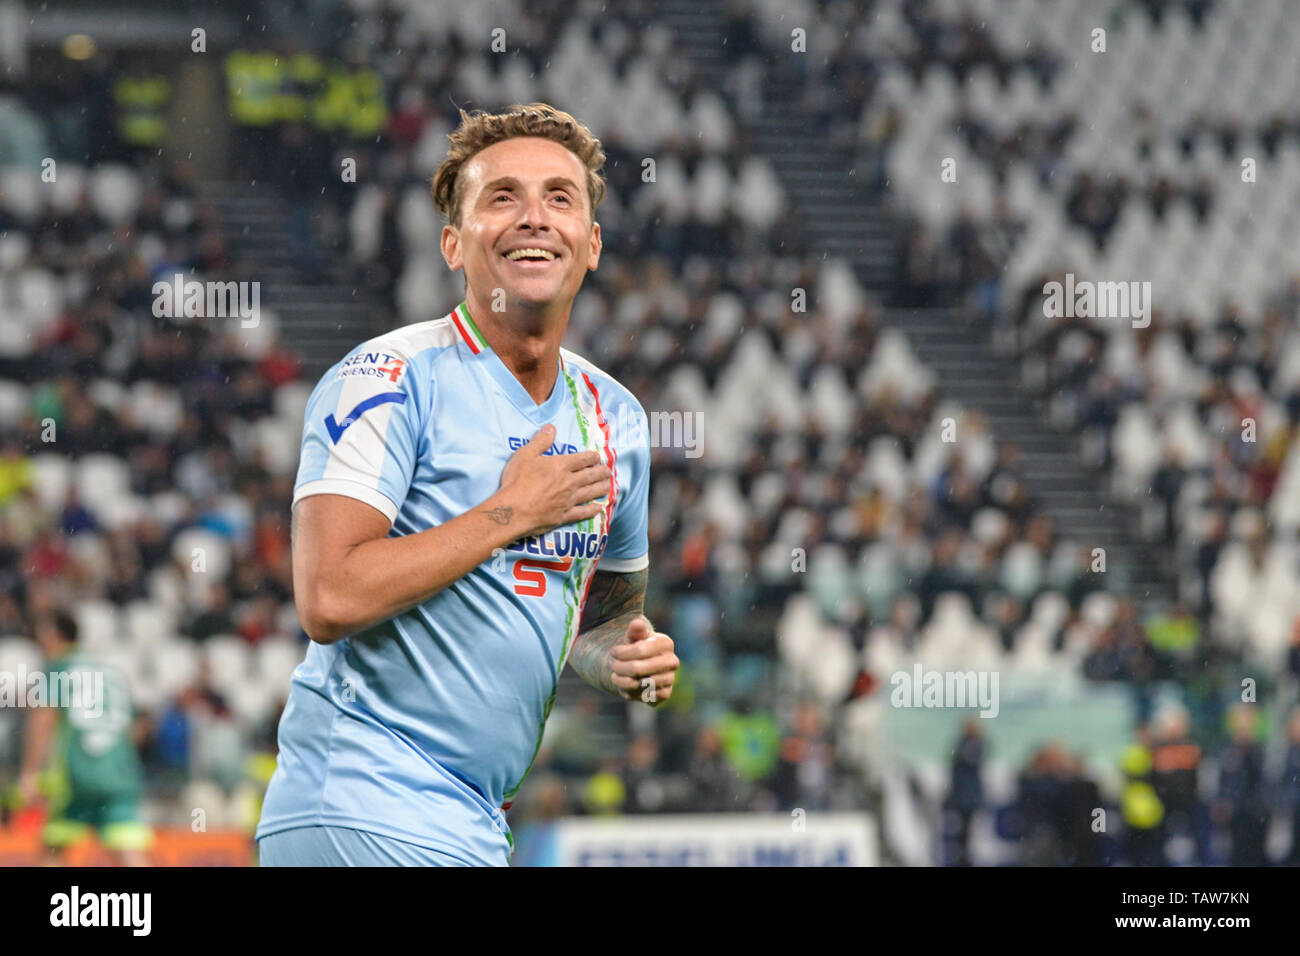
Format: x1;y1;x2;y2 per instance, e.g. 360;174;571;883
442;136;601;312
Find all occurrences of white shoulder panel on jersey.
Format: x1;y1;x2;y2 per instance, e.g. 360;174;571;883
293;315;462;521
361;315;461;359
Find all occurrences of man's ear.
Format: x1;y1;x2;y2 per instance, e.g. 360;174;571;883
587;220;602;271
441;223;463;271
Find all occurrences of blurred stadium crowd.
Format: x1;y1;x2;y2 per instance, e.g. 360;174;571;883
1;0;1299;865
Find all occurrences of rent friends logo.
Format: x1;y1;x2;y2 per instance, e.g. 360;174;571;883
337;350;407;383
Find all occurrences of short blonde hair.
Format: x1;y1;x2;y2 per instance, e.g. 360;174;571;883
431;102;607;227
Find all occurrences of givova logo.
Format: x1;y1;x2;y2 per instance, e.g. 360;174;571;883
508;435;578;456
50;886;151;936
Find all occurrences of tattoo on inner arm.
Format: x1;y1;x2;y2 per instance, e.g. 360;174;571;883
568;568;649;695
483;505;513;525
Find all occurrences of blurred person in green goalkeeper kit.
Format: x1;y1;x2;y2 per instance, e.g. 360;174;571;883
16;611;154;865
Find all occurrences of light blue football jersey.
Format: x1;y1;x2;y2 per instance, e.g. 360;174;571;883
255;300;650;865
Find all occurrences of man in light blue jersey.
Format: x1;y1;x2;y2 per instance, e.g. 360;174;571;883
256;103;679;866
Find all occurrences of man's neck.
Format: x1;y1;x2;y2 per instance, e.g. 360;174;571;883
465;293;570;405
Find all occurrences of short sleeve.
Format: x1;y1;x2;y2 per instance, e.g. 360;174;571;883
293;343;423;524
598;396;649;572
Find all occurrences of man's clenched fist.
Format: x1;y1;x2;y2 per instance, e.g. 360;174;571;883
609;615;679;706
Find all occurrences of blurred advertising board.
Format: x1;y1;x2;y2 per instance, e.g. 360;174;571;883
511;812;877;866
0;827;253;866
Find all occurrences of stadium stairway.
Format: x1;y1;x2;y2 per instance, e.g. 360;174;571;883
660;0;1174;609
887;305;1172;606
197;179;388;375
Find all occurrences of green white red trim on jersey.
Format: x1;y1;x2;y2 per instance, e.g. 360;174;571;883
451;300;488;353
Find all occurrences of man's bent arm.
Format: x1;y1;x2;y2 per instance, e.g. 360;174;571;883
18;702;57;790
568;567;649;695
293;491;533;643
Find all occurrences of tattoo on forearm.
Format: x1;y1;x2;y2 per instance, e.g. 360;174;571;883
568;568;649;695
580;568;647;632
568;617;635;695
483;505;513;525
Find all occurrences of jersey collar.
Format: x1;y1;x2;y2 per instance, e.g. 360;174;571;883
450;300;489;354
451;299;570;421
